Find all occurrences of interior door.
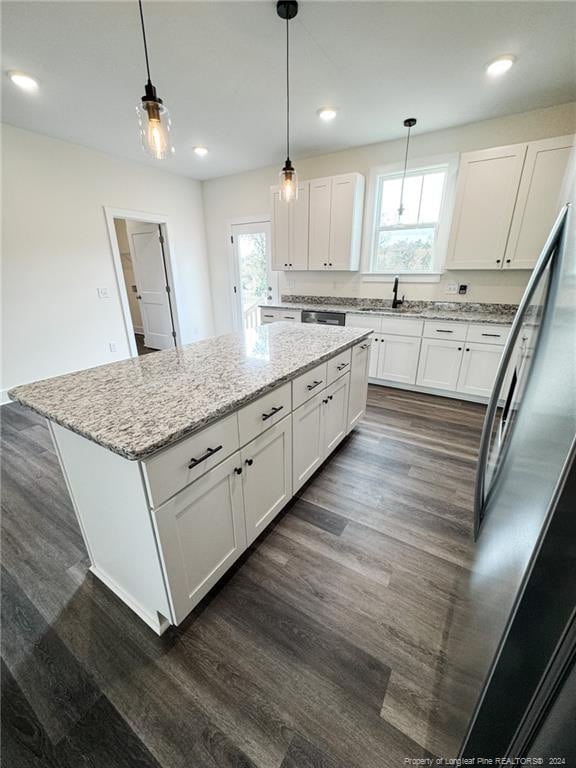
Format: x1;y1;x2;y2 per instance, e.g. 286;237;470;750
231;221;277;331
130;226;176;350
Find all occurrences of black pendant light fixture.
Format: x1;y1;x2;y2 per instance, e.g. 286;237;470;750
277;0;298;203
136;0;174;160
398;117;417;221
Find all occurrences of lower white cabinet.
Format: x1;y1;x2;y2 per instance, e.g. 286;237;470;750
416;338;465;391
323;374;350;454
153;452;246;623
347;340;370;431
241;416;292;544
376;334;421;384
456;342;504;398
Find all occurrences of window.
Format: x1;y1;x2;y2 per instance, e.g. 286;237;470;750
369;166;448;275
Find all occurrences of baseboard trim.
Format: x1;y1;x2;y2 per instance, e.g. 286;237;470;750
367;378;489;405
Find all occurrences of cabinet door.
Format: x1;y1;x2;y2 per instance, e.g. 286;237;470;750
456;342;504;398
416;339;464;391
292;390;325;492
308;178;332;269
447;144;527;270
290;182;310;270
376;334;421;385
329;174;363;270
323;374;350;455
153;452;246;623
347;341;370;432
271;188;290;270
368;338;380;379
241;416;292;545
504;135;575;270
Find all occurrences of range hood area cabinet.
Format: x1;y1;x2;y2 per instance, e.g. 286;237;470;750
271;172;365;271
446;134;574;271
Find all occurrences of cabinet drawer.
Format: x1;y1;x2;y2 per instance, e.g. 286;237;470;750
237;383;292;446
260;309;279;324
277;310;302;322
466;323;511;345
292;361;328;409
143;413;240;508
346;314;382;332
423;320;467;341
327;348;352;384
379;316;424;337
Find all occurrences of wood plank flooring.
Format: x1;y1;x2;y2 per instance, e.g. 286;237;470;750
1;385;486;767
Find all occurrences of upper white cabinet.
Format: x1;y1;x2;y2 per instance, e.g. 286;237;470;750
446;143;528;270
503;135;575;269
271;172;364;272
447;135;574;271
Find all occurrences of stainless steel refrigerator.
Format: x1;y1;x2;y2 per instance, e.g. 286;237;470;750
431;174;576;758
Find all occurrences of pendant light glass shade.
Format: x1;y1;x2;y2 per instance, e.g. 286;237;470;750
279;159;298;203
137;82;173;160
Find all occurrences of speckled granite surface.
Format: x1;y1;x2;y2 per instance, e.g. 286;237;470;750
8;323;370;461
263;296;517;325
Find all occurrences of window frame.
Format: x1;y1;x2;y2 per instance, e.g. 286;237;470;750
361;154;458;282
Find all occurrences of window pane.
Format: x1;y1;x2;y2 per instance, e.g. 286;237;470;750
419;172;446;222
380;175;423;226
374;227;435;272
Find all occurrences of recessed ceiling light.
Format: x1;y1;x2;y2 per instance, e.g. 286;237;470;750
486;55;516;77
318;107;338;122
193;146;209;157
7;70;39;92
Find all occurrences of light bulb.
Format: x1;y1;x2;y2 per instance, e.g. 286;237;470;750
279;159;298;203
137;84;174;160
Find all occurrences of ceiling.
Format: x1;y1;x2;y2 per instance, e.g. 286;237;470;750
3;1;575;180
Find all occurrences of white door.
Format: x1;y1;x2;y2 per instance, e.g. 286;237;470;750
308;178;332;269
416;338;464;391
347;340;370;432
130;226;176;350
292;390;325;492
323;374;350;455
504;135;575;269
376;334;421;385
446;143;527;270
153;452;246;623
456;342;504;398
241;416;292;544
231;221;277;331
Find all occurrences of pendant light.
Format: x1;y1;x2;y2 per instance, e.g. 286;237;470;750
398;118;417;221
136;0;173;160
277;0;298;203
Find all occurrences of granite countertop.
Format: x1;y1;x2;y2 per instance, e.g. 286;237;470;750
261;299;517;326
8;323;370;461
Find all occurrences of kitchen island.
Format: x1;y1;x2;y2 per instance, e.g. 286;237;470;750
9;322;372;633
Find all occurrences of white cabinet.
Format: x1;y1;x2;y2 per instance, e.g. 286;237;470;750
504;135;575;269
447;143;527;270
416;338;464;391
292;372;351;492
376;334;421;385
347;340;370;432
456;342;503;398
241;416;292;544
260;307;302;324
272;173;364;272
271;183;309;270
153;452;246;623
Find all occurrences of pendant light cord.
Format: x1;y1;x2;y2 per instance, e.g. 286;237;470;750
286;16;290;159
138;0;152;84
398;123;412;217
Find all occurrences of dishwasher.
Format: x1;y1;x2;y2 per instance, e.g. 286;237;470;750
301;310;346;326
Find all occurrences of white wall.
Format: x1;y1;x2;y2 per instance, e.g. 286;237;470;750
203;102;576;334
2;124;214;401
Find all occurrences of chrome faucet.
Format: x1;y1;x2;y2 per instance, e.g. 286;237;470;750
392;276;405;309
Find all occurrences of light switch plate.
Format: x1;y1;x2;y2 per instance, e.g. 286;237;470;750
445;282;458;294
97;287;111;299
108;341;117;353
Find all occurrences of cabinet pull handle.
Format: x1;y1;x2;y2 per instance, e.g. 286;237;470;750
284;316;295;320
436;329;453;333
336;362;349;371
262;405;284;421
188;445;223;469
481;333;501;337
234;466;242;475
323;398;329;404
263;314;274;318
307;380;323;391
327;395;333;401
245;458;254;466
360;344;369;350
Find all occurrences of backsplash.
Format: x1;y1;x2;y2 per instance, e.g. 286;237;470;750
281;294;518;315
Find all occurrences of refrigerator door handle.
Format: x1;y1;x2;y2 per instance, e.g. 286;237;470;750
473;203;570;539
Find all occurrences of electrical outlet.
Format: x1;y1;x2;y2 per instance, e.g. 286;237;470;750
445;282;458;295
98;287;111;299
109;342;118;353
458;283;469;295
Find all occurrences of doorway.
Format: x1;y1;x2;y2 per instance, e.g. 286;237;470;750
230;220;278;331
107;211;179;356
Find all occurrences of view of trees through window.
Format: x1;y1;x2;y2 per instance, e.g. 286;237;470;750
238;232;267;323
372;168;446;273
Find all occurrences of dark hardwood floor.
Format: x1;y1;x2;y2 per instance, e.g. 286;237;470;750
135;333;156;356
1;385;486;767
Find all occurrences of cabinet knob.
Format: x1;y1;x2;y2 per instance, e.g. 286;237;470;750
466;348;470;352
458;347;462;351
328;395;333;401
506;259;511;264
245;458;254;466
323;398;329;404
234;467;242;475
323;262;327;267
496;259;501;264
